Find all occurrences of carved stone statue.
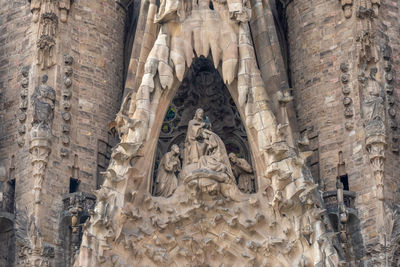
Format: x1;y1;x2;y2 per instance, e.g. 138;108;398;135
154;144;181;197
184;108;208;165
198;132;234;181
31;75;56;127
181;108;235;195
229;153;255;193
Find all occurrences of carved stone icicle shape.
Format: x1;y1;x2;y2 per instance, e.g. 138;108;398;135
73;0;340;265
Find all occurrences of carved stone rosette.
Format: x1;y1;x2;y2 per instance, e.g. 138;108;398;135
382;45;399;153
340;63;354;130
37;12;58;70
30;0;72;23
18;66;30;147
60;54;73;158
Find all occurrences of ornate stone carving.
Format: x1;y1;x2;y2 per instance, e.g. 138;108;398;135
356;31;378;64
359;66;386;200
229;153;255;193
30;0;72;23
153;144;181;197
61;192;96;263
61;54;73;157
18;66;30;147
74;0;340;265
382;44;398;154
31;75;56;127
37;13;57;70
340;62;354;129
30;75;55;207
16;209;55;266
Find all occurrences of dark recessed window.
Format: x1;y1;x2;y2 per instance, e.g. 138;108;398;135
339;174;349;191
69;178;79;193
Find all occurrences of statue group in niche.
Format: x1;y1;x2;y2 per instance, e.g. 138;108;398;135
154;108;254;197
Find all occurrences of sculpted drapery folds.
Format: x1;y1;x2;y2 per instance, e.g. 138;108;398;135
154;144;181;197
184;108;207;165
229;153;255;193
73;0;341;265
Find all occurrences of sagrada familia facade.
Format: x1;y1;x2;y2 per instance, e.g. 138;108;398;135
0;0;399;266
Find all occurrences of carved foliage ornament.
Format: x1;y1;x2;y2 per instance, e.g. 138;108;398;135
74;0;340;265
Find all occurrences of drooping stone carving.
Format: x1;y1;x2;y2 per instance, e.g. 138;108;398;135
73;0;340;265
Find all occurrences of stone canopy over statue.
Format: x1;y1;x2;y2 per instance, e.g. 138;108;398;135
154;108;248;197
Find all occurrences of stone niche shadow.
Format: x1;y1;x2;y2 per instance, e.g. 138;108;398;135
151;56;256;196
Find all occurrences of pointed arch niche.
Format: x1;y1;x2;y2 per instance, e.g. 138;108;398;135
150;57;257;195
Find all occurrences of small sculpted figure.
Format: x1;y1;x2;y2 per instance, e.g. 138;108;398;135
31;75;56;126
229;153;255;193
185;108;207;164
154;144;181;197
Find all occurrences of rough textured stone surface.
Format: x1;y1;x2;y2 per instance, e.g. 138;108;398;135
0;0;399;266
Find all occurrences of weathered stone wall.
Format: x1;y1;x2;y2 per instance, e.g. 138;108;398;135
0;0;34;209
378;1;400;203
1;0;126;265
287;0;400;264
286;0;371;264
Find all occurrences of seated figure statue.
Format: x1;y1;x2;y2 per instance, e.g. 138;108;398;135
154;144;181;197
181;108;235;195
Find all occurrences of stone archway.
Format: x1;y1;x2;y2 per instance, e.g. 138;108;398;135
151;56;256;196
74;0;341;266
